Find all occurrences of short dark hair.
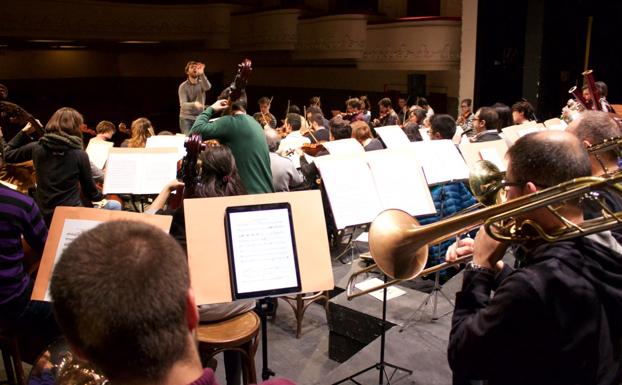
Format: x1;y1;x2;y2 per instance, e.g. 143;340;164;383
50;221;191;383
511;100;535;120
567;111;621;162
477;107;499;131
184;61;197;75
95;120;116;135
378;98;392;108
430;114;456;140
310;112;324;127
45;107;83;138
346;98;361;110
231;99;247;112
288;105;301;115
307;105;322;115
417;97;429;108
507;131;591;188
329;117;352;140
412;109;427;124
286;113;302;131
257;97;271;105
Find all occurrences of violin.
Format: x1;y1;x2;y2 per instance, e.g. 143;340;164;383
301;142;326;156
80;123;96;137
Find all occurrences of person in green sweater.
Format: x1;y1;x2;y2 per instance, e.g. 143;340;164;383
190;99;274;194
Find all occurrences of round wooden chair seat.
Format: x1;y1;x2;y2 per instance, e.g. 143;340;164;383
196;311;260;347
196;311;260;385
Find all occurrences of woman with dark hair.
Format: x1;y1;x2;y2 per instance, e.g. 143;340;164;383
121;117;154;148
492;102;513;131
146;143;252;385
4;107;103;225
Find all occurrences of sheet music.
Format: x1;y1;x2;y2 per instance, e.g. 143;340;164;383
517;126;541;137
322;138;365;156
85;140;113;169
410;140;470;185
479;148;506;172
44;219;102;301
315;155;382;229
104;153;140;193
103;149;178;194
365;150;435;216
355;277;406;301
229;208;299;294
146;136;187;160
374;125;410;149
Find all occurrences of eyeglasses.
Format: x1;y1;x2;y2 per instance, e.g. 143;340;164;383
499;179;549;190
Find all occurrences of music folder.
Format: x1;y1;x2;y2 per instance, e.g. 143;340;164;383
224;202;302;299
459;139;509;172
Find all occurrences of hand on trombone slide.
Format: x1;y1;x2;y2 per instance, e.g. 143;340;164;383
445;226;508;274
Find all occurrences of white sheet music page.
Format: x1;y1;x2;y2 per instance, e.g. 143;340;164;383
44;219;102;301
322;138;365;156
103;152;140;194
314;154;382;229
141;152;178;194
479;148;507;172
410;140;469;185
365;149;435;216
146;136;187;160
229;208;298;294
85;140;113;170
104;149;178;194
374;125;410;149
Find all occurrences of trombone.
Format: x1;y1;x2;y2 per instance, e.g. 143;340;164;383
346;164;622;300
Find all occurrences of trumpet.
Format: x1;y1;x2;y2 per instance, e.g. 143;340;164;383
346;168;622;300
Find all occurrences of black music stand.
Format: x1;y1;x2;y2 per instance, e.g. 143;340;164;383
400;183;456;329
257;298;276;380
332;275;412;385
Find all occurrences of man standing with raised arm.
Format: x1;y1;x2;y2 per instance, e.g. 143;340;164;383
179;61;212;135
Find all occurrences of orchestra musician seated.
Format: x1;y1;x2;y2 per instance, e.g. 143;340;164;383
304;112;330;143
120;117;154;148
470;107;501;143
50;221;295;385
456;98;474;136
510;100;535;125
567;110;622;241
0;151;60;362
401;108;426;142
277;113;311;157
265;128;304;192
91;120;116;142
418;114;477;284
253;96;277;129
3;107;104;225
446;131;622;384
351;121;384;152
371;97;399;128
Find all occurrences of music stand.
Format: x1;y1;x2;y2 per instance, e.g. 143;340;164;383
332;275;412;385
184;191;334;380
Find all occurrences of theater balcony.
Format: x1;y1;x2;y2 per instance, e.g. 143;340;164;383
358;17;461;71
230;9;303;51
294;14;368;60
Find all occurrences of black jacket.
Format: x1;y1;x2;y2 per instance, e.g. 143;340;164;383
449;232;622;385
4;131;102;223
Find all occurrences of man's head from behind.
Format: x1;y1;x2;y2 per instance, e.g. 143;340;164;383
429;114;456;140
50;221;197;384
566;111;621;175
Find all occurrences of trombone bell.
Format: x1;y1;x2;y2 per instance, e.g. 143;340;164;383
369;209;428;280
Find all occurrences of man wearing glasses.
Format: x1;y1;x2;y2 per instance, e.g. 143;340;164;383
446;131;622;384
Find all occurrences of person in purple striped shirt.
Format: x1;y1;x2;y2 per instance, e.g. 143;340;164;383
0;177;60;362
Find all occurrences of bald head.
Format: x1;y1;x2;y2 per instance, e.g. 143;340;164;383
507;130;591;188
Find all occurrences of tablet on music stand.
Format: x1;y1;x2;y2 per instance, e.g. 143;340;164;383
225;202;302;300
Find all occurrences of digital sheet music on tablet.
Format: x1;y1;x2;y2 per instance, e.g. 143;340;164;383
225;203;302;299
